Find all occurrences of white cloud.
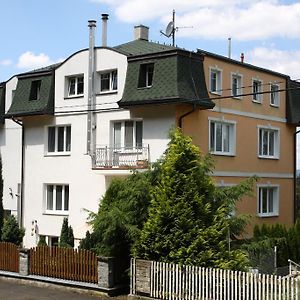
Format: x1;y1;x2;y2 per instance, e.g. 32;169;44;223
17;51;55;69
91;0;300;41
0;59;12;66
246;47;300;80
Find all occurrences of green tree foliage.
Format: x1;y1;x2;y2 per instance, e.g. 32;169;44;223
37;236;47;247
245;220;300;268
0;155;4;241
59;218;74;248
1;215;25;246
80;171;154;260
133;128;256;271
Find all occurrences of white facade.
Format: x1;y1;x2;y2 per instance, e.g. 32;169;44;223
7;47;175;248
0;76;21;219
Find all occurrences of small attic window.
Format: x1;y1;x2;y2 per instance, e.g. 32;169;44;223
30;80;41;101
138;63;154;88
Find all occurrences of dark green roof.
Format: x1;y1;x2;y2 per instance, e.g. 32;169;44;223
119;51;214;108
114;39;177;56
0;84;5;124
6;73;54;117
287;80;300;124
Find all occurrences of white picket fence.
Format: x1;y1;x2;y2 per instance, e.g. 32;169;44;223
130;259;299;300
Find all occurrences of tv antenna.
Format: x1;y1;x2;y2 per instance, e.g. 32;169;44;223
160;10;192;47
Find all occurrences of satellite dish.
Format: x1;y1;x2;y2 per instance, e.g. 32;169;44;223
165;21;174;37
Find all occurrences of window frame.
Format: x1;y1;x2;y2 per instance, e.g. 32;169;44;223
252;78;263;103
270;83;280;107
209;67;222;95
99;69;118;93
257;125;280;159
138;63;154;88
46;125;71;156
30;80;42;101
66;75;84;98
111;120;143;149
44;184;69;215
208;118;236;156
257;184;279;217
231;72;243;99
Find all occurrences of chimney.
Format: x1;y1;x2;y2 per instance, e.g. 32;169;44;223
134;25;149;41
101;13;109;46
240;53;244;63
228;37;231;59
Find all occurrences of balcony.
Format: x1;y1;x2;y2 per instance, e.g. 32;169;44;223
92;145;149;170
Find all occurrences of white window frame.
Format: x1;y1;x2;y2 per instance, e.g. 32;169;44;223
46;125;71;155
44;184;69;215
99;69;118;93
111;120;143;149
257;125;280;159
252;78;263;103
66;75;84;97
209;67;222;95
231;72;243;99
209;118;236;156
270;83;280;107
257;184;279;217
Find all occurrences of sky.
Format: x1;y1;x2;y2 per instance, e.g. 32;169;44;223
1;0;300;165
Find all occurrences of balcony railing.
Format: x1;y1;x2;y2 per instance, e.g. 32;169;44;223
92;145;149;169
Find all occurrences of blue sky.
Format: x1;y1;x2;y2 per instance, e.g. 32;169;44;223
2;0;300;82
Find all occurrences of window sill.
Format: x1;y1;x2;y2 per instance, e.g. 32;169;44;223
258;155;279;160
270;103;279;108
257;213;279;218
43;211;69;216
45;152;71;157
210;91;222;96
252;99;262;104
64;95;84;100
96;90;118;96
232;96;242;100
211;151;235;157
137;86;152;90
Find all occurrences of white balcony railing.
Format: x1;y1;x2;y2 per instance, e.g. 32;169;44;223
92;145;149;169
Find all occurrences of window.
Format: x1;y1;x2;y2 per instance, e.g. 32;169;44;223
210;68;222;94
258;127;279;159
138;63;154;88
30;80;41;100
252;79;262;102
270;83;279;106
100;70;118;92
113;120;143;149
231;73;242;98
258;186;279;217
46;184;69;214
47;125;71;154
209;119;236;155
67;75;84;97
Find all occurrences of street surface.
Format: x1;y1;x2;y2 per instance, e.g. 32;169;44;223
0;278;114;300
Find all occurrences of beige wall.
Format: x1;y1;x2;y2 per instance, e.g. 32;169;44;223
176;55;295;233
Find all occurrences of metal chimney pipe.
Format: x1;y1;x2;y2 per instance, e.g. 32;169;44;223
87;20;96;155
228;37;231;59
241;52;244;63
101;13;109;47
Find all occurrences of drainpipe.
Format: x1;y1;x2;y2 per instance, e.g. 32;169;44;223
12;117;24;228
294;128;300;222
178;103;196;129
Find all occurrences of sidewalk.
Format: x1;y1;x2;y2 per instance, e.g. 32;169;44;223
0;277;127;300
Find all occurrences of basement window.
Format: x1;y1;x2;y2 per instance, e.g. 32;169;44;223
30;80;41;101
138;63;154;88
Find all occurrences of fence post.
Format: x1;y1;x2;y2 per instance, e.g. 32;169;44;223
19;248;30;276
98;256;114;288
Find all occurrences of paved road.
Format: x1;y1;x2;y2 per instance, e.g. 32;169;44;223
0;278;113;300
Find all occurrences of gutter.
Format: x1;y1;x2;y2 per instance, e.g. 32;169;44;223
12;118;25;228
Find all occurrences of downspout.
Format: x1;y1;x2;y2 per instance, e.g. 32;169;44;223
178;103;196;129
12;117;24;228
294;128;300;222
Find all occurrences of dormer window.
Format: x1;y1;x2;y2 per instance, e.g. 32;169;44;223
100;70;118;92
67;75;84;97
138;63;154;88
30;80;41;101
